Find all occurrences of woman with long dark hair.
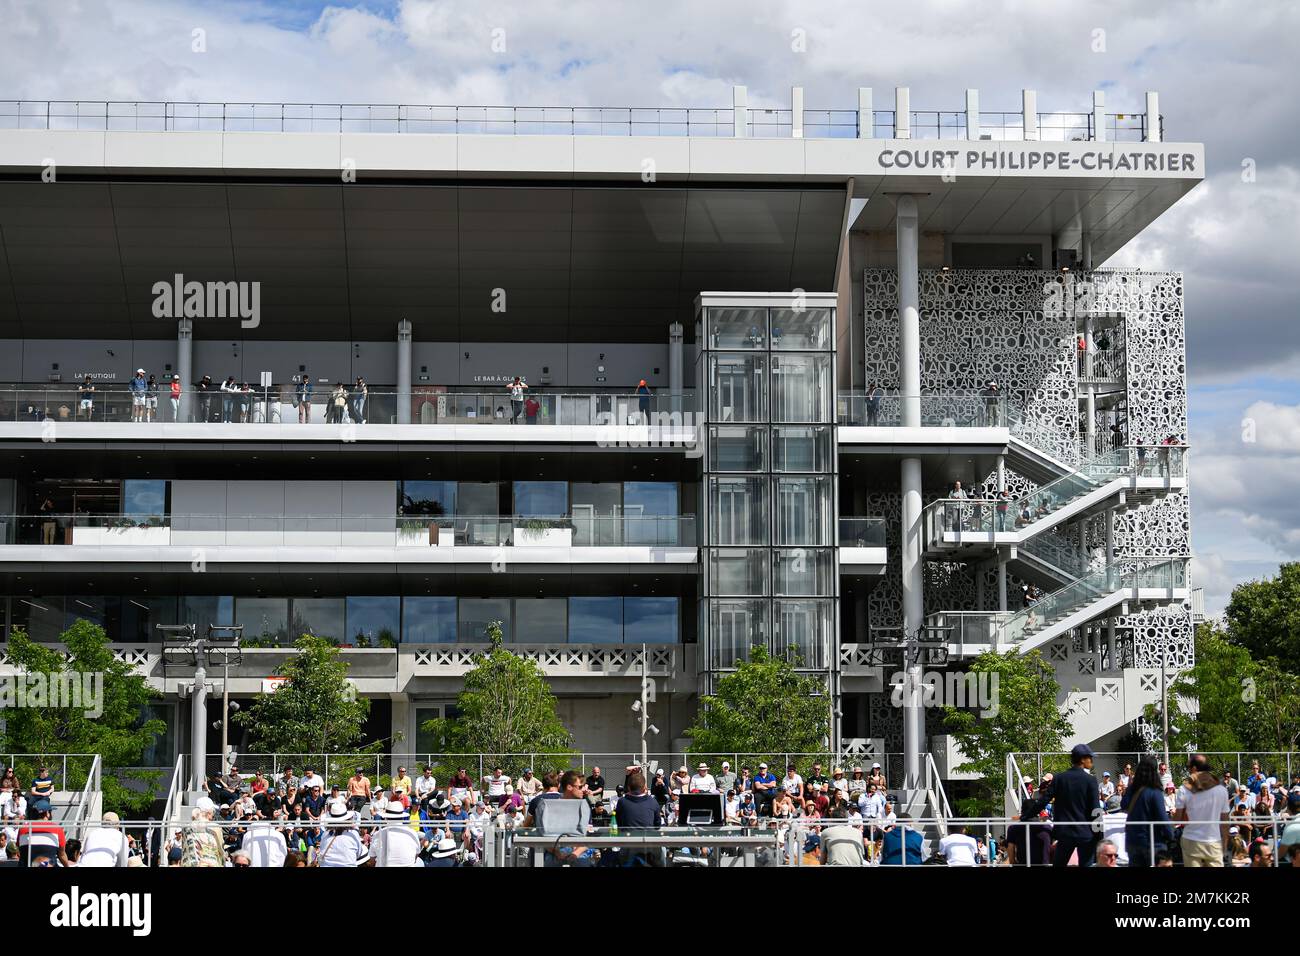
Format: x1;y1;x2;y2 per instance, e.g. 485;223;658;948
1122;757;1173;866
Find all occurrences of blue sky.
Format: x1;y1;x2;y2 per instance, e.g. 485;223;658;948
0;0;1296;612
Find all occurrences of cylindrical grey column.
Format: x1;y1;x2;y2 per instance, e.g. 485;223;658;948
190;663;207;791
177;318;193;422
896;193;925;791
668;322;683;413
396;319;412;425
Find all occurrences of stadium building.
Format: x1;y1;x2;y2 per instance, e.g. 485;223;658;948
0;88;1198;797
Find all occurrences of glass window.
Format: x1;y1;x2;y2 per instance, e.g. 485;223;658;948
774;599;834;669
773;476;835;546
709;426;766;472
773;548;836;596
415;704;453;754
401;597;457;644
705;307;767;349
571;483;621;546
771;353;832;422
770;308;832;350
623;482;678;517
513;481;568;517
400;481;455;517
347;596;400;646
708;548;770;596
122;479;167;519
138;702;176;766
182;595;234;630
65;595;121;636
709;599;768;669
290;598;345;642
624;597;678;644
236;597;289;644
458;598;512;642
121;596;178;643
708;353;767;423
11;596;66;642
568;597;623;644
514;598;566;643
456;482;499;518
772;426;833;473
709;476;768;545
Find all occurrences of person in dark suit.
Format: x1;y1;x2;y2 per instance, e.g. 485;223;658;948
1039;743;1101;867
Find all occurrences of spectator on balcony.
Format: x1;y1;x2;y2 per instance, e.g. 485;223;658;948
194;374;214;421
981;380;1001;427
145;374;159;423
237;382;253;423
636;380;652;422
946;481;968;531
507;376;528;424
350;376;368;424
77;375;96;420
217;376;236;423
129;369;149;422
523;394;540;424
295;372;313;424
864;381;882;426
169;374;182;421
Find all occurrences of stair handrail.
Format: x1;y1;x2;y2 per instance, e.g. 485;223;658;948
1020;533;1089;579
156;752;186;862
65;754;101;840
924;752;952;837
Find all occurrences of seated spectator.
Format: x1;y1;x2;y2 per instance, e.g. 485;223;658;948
880;813;924;866
16;808;67;867
819;806;865;866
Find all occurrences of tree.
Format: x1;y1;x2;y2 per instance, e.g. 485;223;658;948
1224;562;1300;672
234;635;379;757
421;622;573;775
942;649;1074;815
1145;622;1253;755
0;620;166;816
684;645;830;759
1239;658;1300;756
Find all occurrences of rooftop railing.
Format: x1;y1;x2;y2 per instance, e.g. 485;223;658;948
0;98;1164;142
0;512;697;548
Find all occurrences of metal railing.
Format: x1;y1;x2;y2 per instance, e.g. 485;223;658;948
0;754;102;792
838;517;887;547
0;385;696;427
1013;751;1299;790
0;100;1163;141
63;754;102;839
156;753;188;863
0;512;697;548
837;390;1010;428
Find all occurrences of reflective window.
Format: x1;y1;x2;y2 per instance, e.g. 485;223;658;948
772;426;833;473
624;597;679;644
456;482;499;517
122;479;167;519
708;548;770;596
514;598;567;643
706;307;768;349
401;596;457;644
571;483;621;546
774;599;834;669
11;596;66;642
708;353;767;423
771;353;832;422
513;481;568;517
121;596;178;642
347;596;400;646
709;426;767;472
236;597;289;644
183;595;234;630
773;548;836;596
290;598;345;641
400;481;455;517
770;308;832;350
458;598;512;642
709;477;768;545
773;476;834;546
137;702;177;766
568;597;623;644
709;599;768;668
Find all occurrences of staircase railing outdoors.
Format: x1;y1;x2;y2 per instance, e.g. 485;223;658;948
155;753;187;864
836;391;1008;428
1019;533;1089;579
925;752;952;837
63;754;102;839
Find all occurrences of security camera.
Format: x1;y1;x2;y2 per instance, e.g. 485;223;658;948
648;725;660;736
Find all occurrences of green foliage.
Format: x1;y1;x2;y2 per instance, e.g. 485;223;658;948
1224;562;1300;672
420;622;574;777
684;645;830;758
942;649;1074;815
0;621;166;816
234;635;384;755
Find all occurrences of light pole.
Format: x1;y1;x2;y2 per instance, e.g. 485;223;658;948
1161;638;1171;774
630;644;659;770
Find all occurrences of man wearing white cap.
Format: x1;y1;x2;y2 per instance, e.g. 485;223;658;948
76;811;130;867
371;801;422;867
129;368;148;422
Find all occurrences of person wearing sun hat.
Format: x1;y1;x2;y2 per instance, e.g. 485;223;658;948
316;799;366;867
370;800;422;867
427;836;459;868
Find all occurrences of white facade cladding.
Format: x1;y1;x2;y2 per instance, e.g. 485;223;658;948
0;87;1203;775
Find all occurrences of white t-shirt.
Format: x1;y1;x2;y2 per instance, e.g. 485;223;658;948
415;775;438;798
1176;784;1231;844
690;773;717;793
859;791;887;819
77;828;129;867
1102;812;1128;865
242;823;288;868
938;832;979;867
782;774;804;796
317;827;367;867
484;775;510;797
372;823;422;867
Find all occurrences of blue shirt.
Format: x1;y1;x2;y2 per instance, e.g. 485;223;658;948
880;826;924;866
446;809;469;832
129;376;147;395
753;772;778;790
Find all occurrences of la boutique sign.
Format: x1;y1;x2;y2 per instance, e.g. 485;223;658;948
876;146;1197;174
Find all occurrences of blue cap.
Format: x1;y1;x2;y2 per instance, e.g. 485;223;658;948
1071;744;1094;760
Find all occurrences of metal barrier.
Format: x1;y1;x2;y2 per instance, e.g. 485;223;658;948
1013;751;1298;788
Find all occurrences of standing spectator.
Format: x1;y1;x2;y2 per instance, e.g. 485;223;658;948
715;761;737;796
169;374;182;421
180;800;226;868
636;379;652;422
129;368;148;422
220;376;237;423
77;375;96;420
328;382;348;424
507;376;528;424
1038;743;1101;867
196;374;214;422
864;381;882;426
350;376;368;424
650;769;671;821
1173;753;1231;867
145;374;159;422
295;372;313;423
523;394;540;424
1122;758;1173;867
981;379;1001;426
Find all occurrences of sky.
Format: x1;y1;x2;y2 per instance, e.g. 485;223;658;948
0;0;1296;613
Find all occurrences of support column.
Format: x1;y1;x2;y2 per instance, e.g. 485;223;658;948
1144;92;1161;142
1105;507;1117;667
894;87;911;139
189;665;207;791
997;556;1008;612
896;192;924;791
1022;89;1039;141
857;87;873;138
791;86;804;139
668;321;684;413
1092;90;1106;142
733;86;748;137
1081;234;1094;271
176;318;193;422
396;319;412;425
965;89;980;140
